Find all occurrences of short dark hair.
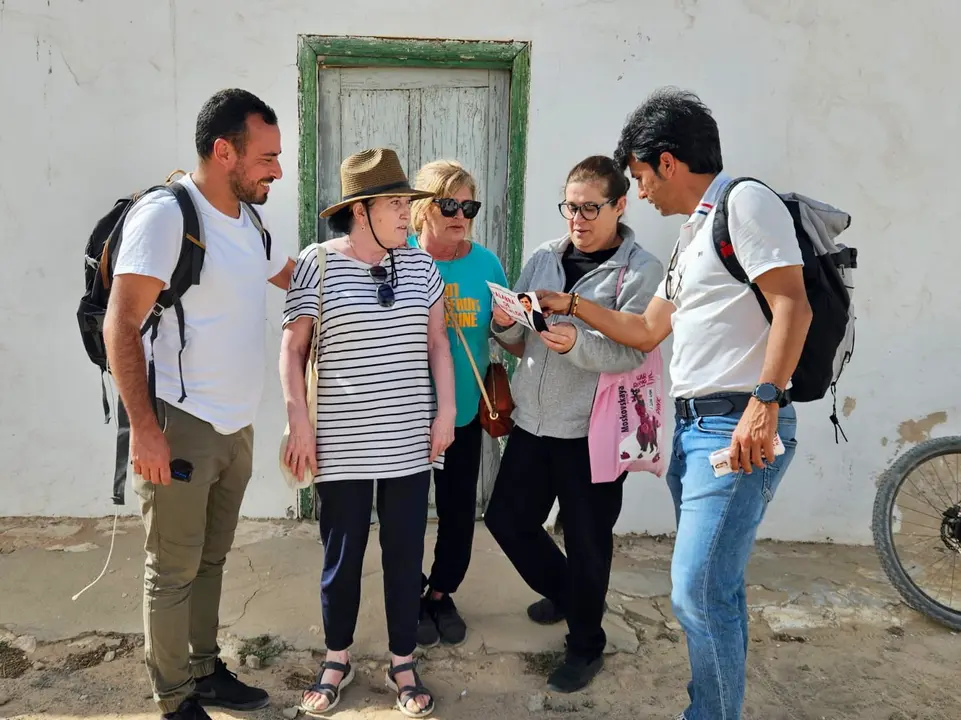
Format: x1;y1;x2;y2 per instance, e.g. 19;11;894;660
327;206;355;235
326;200;372;235
566;155;630;199
195;88;278;159
518;293;531;302
614;87;722;175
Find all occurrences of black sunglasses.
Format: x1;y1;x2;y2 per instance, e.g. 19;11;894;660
368;265;395;308
433;198;482;219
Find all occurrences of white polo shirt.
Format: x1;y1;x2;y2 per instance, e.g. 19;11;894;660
656;173;803;399
113;174;288;434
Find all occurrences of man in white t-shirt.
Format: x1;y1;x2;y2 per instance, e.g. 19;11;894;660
536;88;812;720
104;89;294;720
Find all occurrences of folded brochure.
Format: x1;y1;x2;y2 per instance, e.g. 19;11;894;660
487;282;548;332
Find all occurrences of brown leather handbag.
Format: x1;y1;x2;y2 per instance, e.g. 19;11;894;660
445;298;514;438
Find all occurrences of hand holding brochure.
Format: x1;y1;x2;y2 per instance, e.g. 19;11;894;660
487;282;548;332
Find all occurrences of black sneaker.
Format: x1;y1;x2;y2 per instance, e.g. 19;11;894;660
526;598;609;626
416;597;440;649
546;653;604;693
527;597;566;625
192;659;269;711
427;594;467;646
163;698;212;720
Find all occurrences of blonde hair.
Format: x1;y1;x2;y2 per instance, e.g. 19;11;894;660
410;160;478;234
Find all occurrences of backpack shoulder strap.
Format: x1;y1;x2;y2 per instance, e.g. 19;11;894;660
141;182;204;406
165;182;205;294
711;176;774;322
242;202;272;261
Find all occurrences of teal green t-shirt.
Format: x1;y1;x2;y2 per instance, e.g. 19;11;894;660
408;235;509;427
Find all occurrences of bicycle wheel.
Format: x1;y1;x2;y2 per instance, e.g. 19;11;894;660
872;435;961;630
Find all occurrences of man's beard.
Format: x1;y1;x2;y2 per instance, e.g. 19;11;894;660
229;167;269;205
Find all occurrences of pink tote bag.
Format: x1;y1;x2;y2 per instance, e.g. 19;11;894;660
588;267;667;483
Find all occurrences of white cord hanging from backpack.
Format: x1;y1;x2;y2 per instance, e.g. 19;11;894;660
73;376;122;602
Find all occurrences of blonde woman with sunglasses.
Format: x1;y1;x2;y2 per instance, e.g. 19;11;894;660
407;160;509;649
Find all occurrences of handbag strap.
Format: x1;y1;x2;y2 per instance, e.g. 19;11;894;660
310;243;328;366
444;297;497;418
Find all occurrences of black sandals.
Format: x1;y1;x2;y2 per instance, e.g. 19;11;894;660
385;660;435;718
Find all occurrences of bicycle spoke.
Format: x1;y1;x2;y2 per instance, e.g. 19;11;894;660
919;462;956;512
950;556;957;608
930;553;957;605
892;501;943;523
954;454;960;504
896;532;941;551
904;475;948;515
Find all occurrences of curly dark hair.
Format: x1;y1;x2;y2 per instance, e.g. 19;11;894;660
613;87;722;175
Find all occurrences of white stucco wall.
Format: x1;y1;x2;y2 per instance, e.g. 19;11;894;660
2;0;959;543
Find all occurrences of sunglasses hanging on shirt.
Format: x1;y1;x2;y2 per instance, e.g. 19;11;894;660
368;265;395;308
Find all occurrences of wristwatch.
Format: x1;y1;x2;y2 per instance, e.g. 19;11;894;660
752;382;784;405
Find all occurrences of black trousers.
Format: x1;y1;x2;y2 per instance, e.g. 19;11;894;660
484;427;624;660
317;472;430;657
422;416;483;596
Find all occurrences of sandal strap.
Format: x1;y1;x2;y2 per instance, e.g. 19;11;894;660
398;684;435;710
389;661;417;676
305;683;338;698
304;660;351;699
321;660;350;674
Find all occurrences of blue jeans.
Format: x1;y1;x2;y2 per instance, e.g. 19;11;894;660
666;404;798;720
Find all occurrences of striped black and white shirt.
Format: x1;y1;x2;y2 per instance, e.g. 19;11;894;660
283;243;445;482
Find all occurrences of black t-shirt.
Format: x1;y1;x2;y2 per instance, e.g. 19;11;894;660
562;242;620;292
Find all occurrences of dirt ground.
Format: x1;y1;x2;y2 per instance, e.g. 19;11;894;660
1;622;959;720
1;517;960;719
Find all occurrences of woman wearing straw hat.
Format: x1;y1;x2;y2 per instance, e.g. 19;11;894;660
280;148;455;717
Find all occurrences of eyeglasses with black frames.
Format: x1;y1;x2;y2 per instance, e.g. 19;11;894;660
558;198;616;221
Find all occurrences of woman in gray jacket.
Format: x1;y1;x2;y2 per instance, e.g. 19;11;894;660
484;155;663;693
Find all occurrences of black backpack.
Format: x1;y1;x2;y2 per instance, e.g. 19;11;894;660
712;177;858;440
77;171;271;504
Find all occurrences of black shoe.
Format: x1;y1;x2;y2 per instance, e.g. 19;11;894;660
163;698;212;720
416;597;440;649
192;659;269;711
546;653;604;693
426;594;467;646
527;597;566;625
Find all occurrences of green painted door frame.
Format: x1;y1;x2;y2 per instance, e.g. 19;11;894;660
294;35;531;519
297;34;531;284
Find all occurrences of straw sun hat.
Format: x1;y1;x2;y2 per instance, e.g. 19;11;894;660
319;148;434;218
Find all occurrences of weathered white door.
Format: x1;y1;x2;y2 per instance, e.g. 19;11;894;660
316;66;512;518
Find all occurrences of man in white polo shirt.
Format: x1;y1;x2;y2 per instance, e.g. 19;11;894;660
104;89;294;720
536;87;812;720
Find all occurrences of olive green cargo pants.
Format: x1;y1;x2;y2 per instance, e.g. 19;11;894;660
132;400;254;713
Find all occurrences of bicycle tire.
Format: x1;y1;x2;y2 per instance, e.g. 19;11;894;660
872;435;961;630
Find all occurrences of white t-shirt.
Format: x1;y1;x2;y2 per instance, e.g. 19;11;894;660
656;174;804;399
113;174;287;434
282;243;445;483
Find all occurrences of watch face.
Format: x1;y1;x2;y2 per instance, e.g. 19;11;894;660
755;384;779;403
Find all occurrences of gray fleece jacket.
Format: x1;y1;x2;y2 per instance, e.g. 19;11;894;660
493;223;664;439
